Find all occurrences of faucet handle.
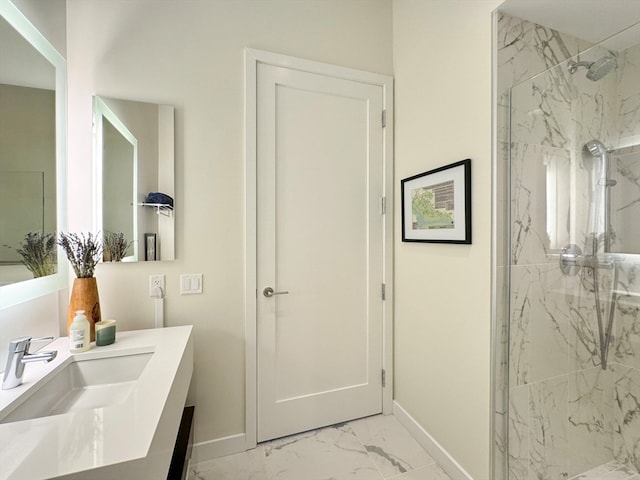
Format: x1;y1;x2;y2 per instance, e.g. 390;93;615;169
9;336;54;353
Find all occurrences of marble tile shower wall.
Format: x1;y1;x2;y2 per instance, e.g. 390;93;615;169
495;13;640;480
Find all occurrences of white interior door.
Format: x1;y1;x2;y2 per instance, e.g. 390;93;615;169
256;62;385;442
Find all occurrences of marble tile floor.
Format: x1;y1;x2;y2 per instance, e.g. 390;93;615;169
569;462;640;480
189;414;452;480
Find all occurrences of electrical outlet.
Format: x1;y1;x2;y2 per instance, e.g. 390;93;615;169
149;274;165;297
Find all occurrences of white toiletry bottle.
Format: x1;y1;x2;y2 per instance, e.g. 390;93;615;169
69;310;91;353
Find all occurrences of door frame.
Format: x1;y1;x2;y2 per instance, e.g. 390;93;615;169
244;48;394;450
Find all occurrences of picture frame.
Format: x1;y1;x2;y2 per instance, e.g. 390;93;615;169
144;233;157;261
401;159;471;244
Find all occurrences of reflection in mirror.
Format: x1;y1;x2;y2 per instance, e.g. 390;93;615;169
545;153;572;252
0;0;67;306
0;17;55;282
93;96;175;261
610;144;640;255
545;145;640;257
94;97;138;262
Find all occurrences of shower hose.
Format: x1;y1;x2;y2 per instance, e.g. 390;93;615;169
591;255;619;370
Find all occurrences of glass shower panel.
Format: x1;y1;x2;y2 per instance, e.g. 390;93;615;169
507;26;640;480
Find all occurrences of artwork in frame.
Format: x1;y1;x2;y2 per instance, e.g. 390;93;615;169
401;159;471;244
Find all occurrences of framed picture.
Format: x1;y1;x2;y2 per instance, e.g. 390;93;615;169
401;159;471;244
144;233;157;261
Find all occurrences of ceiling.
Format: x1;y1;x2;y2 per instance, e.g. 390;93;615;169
498;0;640;46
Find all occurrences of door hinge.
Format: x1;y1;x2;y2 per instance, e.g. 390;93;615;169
380;196;386;215
381;283;386;300
381;369;386;388
382;109;386;128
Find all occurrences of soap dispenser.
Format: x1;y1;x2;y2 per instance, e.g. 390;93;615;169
69;310;91;353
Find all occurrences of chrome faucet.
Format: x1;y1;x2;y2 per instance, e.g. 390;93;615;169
2;337;58;390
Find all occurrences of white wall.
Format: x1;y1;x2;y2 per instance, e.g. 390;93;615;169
392;1;501;479
66;0;393;454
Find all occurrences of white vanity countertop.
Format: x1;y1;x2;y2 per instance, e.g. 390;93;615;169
0;325;193;480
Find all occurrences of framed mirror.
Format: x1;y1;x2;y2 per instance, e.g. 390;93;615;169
93;96;175;262
0;0;67;308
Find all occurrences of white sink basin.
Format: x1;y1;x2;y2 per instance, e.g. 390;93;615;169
0;327;193;480
1;352;152;424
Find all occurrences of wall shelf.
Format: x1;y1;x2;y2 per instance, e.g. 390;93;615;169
138;202;173;217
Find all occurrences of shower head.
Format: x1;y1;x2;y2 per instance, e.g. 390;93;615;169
586;56;617;81
586;139;608;157
568;55;617;81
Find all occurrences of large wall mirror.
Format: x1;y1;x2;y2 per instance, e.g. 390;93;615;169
93;96;175;262
0;0;67;308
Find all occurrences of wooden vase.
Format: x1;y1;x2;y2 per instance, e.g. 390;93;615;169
67;277;101;342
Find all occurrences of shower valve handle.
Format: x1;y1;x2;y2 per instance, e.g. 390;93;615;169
559;243;615;277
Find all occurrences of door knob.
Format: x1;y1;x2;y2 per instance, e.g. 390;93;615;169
263;287;289;298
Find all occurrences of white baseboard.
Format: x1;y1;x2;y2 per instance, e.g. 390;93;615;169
393;401;474;480
191;433;247;464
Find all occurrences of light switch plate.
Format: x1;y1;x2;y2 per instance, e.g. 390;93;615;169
180;274;203;295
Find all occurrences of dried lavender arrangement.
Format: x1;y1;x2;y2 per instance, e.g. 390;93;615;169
103;232;133;262
57;232;102;278
8;231;57;278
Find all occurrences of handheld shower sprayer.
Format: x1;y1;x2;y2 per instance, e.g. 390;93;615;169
585;139;616;252
559;139;620;370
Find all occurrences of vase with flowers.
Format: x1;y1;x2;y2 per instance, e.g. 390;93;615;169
58;232;102;342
